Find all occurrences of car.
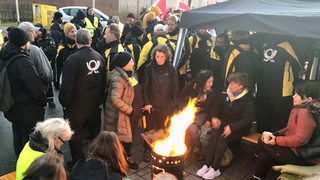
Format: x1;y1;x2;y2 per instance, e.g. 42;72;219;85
58;6;124;29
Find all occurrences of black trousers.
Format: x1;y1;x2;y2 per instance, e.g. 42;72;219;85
12;123;35;157
256;96;292;133
204;128;241;170
66;105;101;162
253;139;313;179
145;108;170;131
46;82;54;103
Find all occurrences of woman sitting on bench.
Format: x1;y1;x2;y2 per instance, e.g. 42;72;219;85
196;72;255;180
252;81;320;180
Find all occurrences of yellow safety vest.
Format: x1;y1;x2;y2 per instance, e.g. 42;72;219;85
85;17;98;37
0;33;3;49
16;142;45;180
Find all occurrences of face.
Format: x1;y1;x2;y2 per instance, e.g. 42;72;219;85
66;28;77;40
228;81;243;93
27;30;36;43
104;27;115;44
198;28;207;35
35;30;42;39
122;59;134;71
87;8;94;16
127;17;135;25
155;51;166;65
167;19;177;33
55;135;70;150
215;37;227;50
292;92;311;106
204;76;214;92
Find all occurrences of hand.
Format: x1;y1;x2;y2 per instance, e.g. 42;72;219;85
223;125;232;137
144;104;153;114
204;121;211;128
211;117;221;129
264;134;276;145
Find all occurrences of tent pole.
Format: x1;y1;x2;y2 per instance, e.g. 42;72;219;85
173;28;188;69
309;50;319;80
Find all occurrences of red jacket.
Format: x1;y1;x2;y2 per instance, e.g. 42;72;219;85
276;107;316;156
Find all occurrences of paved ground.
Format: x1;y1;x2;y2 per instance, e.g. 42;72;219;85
0;89;279;179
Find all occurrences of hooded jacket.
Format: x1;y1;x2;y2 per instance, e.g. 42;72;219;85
0;43;46;124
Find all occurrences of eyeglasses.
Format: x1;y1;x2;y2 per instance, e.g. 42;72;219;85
58;136;66;144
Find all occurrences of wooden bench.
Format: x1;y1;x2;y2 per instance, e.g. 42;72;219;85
0;172;16;180
241;121;261;144
242;132;261;144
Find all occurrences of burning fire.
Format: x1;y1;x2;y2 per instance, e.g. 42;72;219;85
151;98;197;156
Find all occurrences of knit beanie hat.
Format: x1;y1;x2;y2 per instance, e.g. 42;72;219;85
76;10;87;19
63;23;76;35
127;13;135;19
142;12;156;29
130;25;145;37
150;6;161;16
54;12;63;20
8;28;29;47
112;51;133;68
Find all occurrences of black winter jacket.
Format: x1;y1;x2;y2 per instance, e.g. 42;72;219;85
142;61;179;111
0;43;46;124
59;46;106;108
211;91;255;137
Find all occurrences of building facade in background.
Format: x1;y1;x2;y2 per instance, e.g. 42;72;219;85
0;0;216;23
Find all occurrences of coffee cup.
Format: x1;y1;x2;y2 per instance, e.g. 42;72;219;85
262;131;273;142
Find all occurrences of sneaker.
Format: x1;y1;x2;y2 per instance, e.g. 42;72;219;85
202;167;221;180
252;174;263;180
196;164;209;176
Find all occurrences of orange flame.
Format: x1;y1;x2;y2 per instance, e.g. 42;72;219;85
151;98;197;156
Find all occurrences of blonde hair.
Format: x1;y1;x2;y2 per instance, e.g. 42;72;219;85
167;14;179;24
34;118;74;151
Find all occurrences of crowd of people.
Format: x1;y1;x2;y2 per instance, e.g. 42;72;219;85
1;5;320;180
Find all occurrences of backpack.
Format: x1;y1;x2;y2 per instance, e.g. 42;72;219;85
297;101;320;160
0;54;28;112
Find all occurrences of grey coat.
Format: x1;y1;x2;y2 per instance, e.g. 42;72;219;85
104;67;134;142
29;44;53;91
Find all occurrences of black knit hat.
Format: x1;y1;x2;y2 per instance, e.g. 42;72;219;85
130;25;145;37
76;10;86;19
54;12;63;20
112;51;133;68
8;28;29;47
127;13;135;19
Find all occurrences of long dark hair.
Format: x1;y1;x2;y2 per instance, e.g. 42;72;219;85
88;131;128;177
191;70;213;93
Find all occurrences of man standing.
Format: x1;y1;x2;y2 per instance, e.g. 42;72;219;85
166;14;190;89
0;28;46;157
103;23;124;72
54;23;77;89
18;22;53;93
188;28;214;78
255;35;302;132
59;29;106;168
85;7;102;50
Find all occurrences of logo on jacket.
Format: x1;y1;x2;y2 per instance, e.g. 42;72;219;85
86;60;100;75
263;48;277;63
